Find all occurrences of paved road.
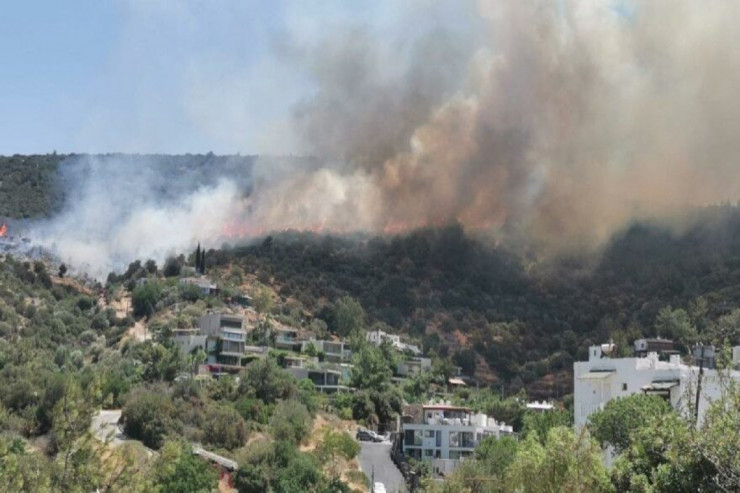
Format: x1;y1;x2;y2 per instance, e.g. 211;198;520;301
91;409;154;453
359;441;406;493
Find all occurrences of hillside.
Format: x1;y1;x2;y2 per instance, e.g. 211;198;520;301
5;155;740;397
207;207;740;398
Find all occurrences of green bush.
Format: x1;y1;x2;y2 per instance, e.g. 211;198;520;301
122;387;179;449
270;400;312;445
202;403;248;450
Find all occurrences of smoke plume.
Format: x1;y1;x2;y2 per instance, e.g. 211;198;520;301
243;0;740;251
27;1;740;275
29;155;253;278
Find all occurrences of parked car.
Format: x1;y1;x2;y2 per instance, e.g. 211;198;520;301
356;429;376;442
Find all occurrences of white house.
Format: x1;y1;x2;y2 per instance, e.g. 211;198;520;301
574;343;740;428
402;404;513;477
367;329;422;356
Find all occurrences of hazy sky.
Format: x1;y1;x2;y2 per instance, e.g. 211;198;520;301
0;1;416;155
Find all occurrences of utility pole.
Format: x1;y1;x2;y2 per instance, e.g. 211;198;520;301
695;345;705;424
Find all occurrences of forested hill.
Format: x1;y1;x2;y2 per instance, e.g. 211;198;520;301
5;154;740;397
212;207;740;397
0;153;265;219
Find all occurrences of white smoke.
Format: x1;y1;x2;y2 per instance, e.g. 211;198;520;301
28;155;249;279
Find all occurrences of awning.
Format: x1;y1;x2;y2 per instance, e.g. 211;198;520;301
448;377;467;386
642;380;679;392
578;370;615;380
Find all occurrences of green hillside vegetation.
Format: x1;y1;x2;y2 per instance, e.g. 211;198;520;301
206;208;740;397
0;154;67;218
0;255;363;492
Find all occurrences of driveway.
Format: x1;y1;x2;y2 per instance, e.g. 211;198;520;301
91;409;153;456
359;441;406;493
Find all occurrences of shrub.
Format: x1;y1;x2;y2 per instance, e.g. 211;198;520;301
122;388;179;449
202;403;248;450
270;400;312;445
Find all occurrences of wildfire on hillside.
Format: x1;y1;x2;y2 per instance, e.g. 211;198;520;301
0;222;7;238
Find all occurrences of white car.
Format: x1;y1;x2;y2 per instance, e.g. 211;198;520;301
373;482;387;493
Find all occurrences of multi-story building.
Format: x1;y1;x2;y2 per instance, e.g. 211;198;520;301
283;357;352;393
274;327;303;351
301;339;352;363
396;356;432;377
402;404;513;476
172;312;264;375
574;342;740;427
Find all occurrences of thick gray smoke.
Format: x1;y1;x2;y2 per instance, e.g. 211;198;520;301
28;1;740;276
243;0;740;251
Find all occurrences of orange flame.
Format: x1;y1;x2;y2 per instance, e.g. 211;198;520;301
0;222;7;238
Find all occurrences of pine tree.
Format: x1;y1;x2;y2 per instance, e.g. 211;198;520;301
200;250;206;274
195;243;201;273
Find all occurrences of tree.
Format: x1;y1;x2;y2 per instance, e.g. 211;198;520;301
153;441;218;493
521;408;573;444
162;257;182;277
58;263;67;278
253;286;273;319
332;296;365;337
194;243;202;273
314;428;360;480
693;386;740;491
350;345;392;391
710;308;740;346
270;400;312;445
187;347;207;376
507;427;612;493
588;394;671;453
121;388;179;449
0;435;53;492
202;403;248;450
476;435;519;477
239;358;296;404
611;412;708;493
654;307;697;352
425;436;518;493
131;282;161;318
50;377;106;492
144;259;158;274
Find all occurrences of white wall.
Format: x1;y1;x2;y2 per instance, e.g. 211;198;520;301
574;346;739;427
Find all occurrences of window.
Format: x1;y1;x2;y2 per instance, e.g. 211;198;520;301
404;430;415;445
449;431;459;447
424;449;434;458
460;432;475;448
425;430;435;438
622;383;628;391
436;430;441;447
404;430;423;446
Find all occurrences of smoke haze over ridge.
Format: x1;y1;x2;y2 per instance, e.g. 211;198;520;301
19;1;740;275
252;0;740;251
